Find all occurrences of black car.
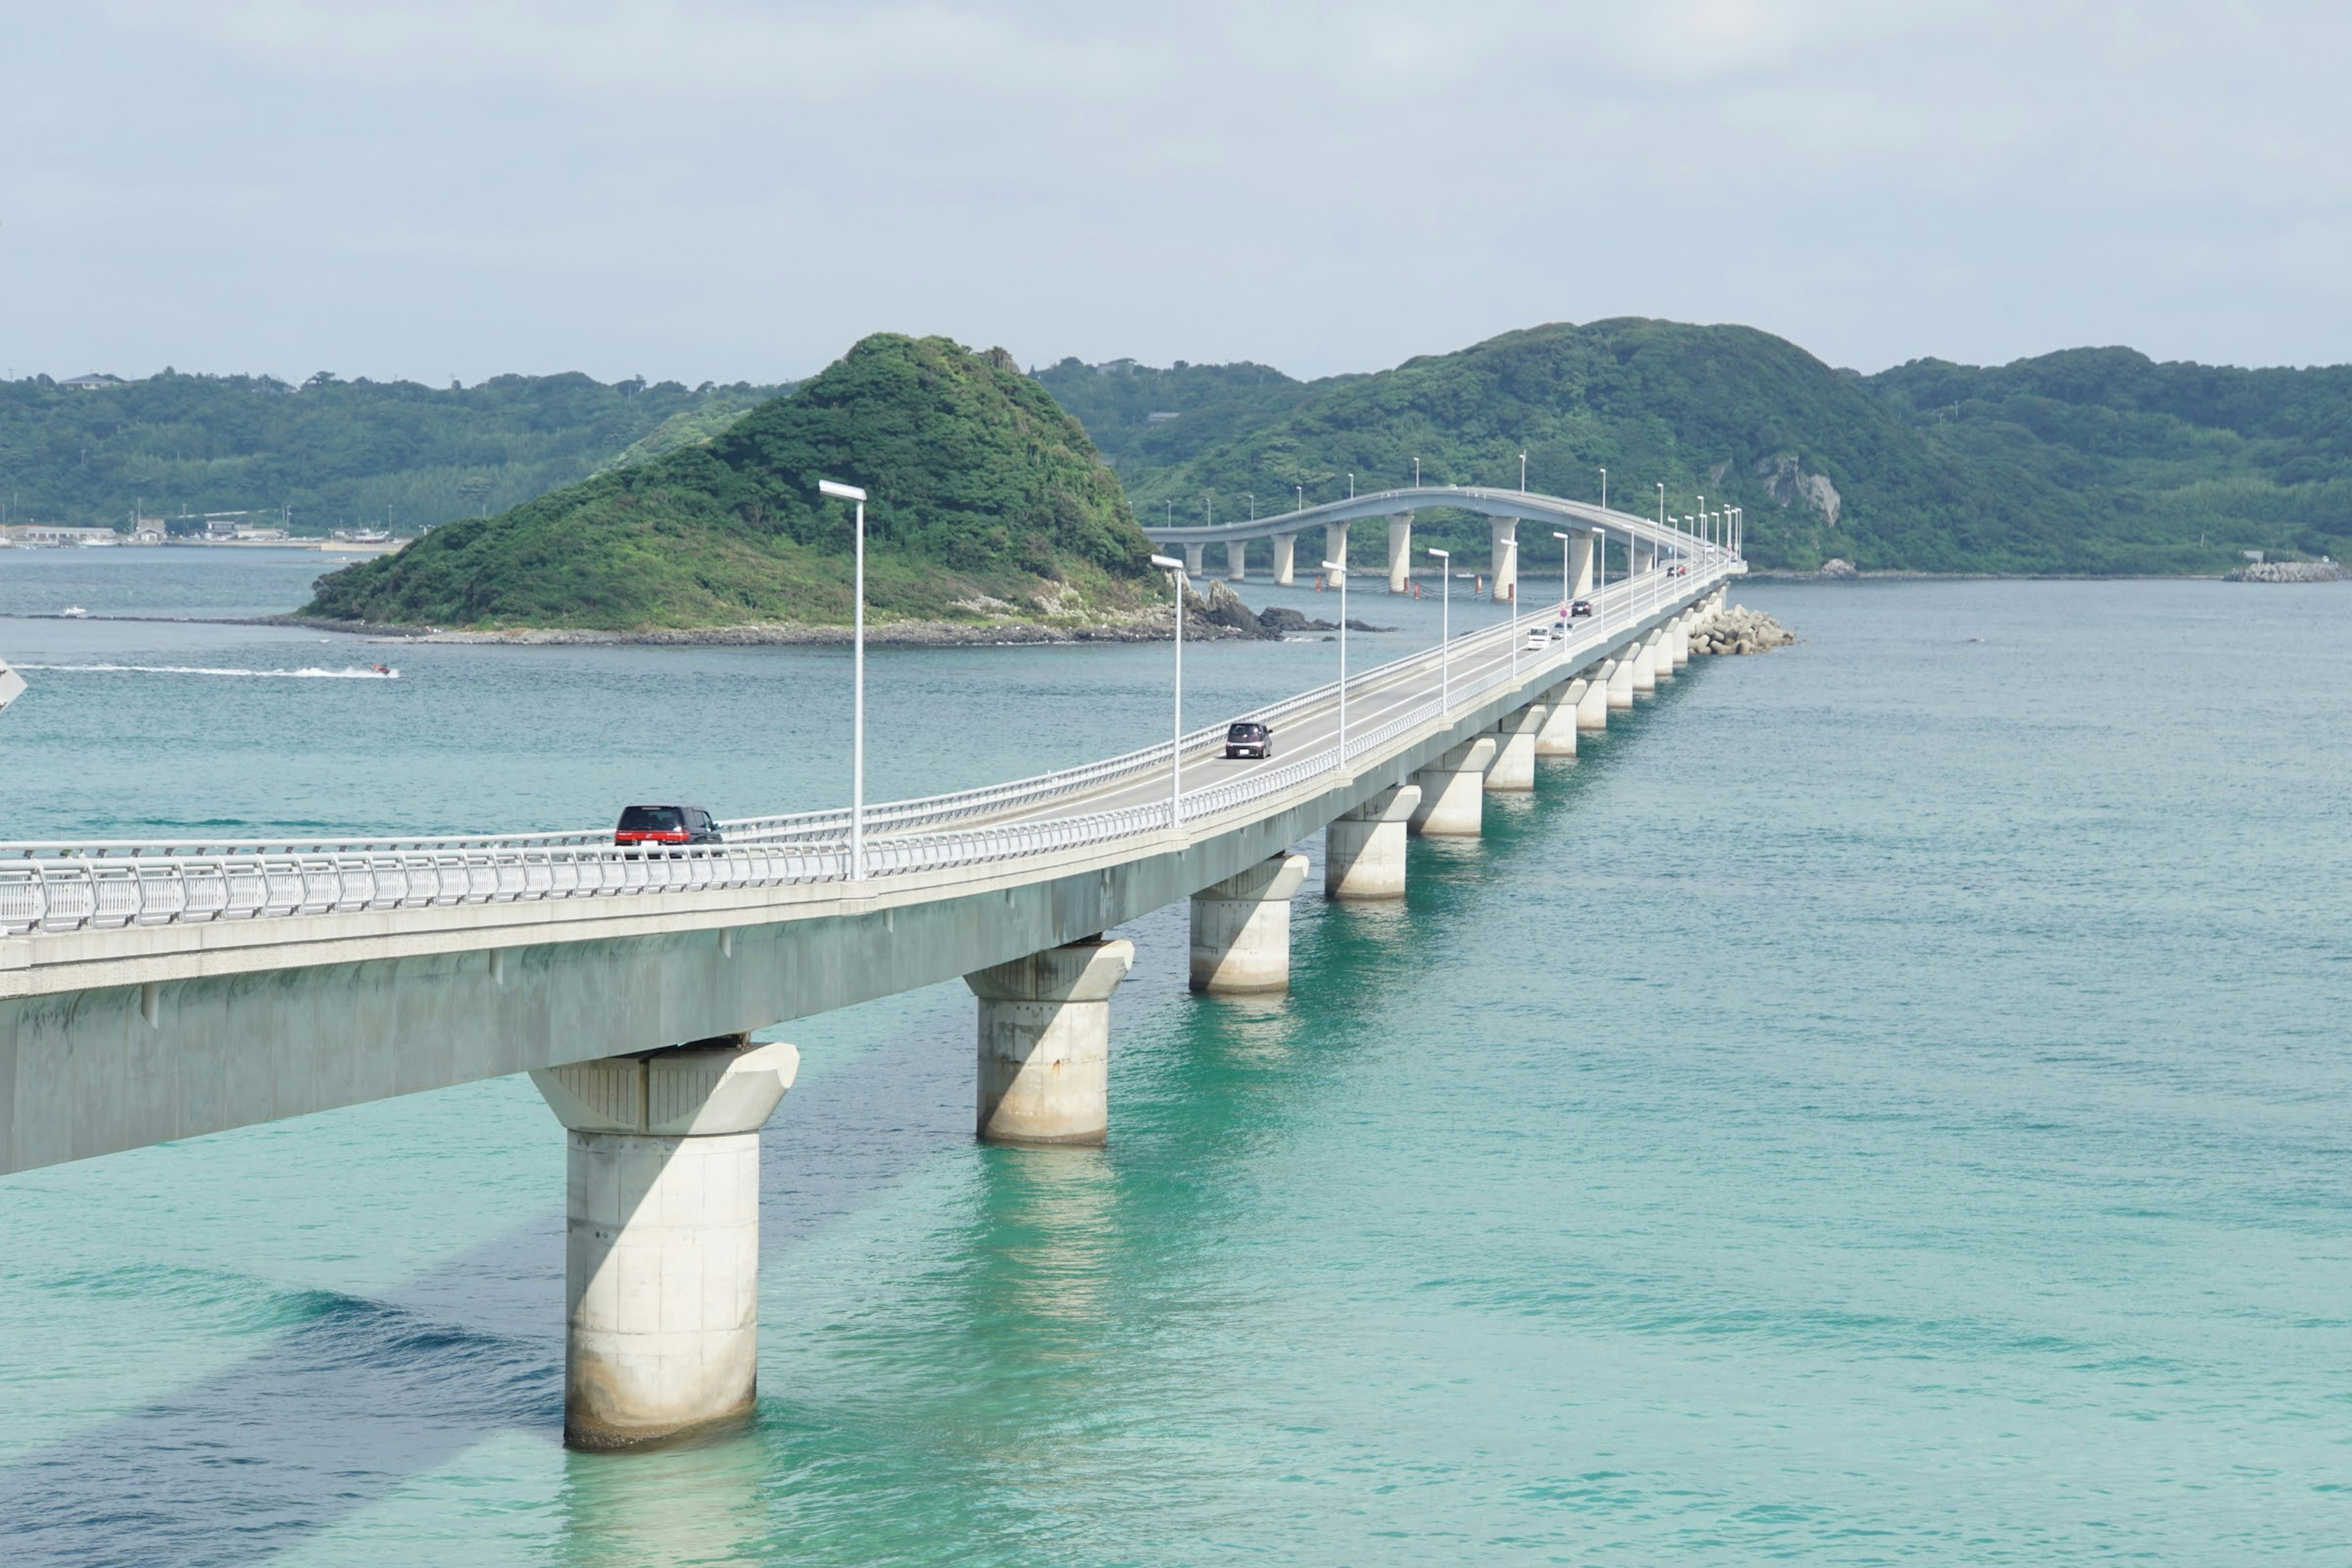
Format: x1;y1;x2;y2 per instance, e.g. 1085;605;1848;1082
1224;720;1275;760
615;804;723;847
1569;599;1594;617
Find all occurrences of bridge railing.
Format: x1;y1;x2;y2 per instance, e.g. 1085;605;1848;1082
0;564;1727;937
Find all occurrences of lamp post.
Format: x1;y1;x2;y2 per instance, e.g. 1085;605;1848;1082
1150;552;1186;828
1295;484;1304;513
1599;466;1607;512
817;479;868;880
1349;472;1355;500
1322;557;1349;768
1414;457;1420;488
1427;546;1452;712
1520;451;1528;492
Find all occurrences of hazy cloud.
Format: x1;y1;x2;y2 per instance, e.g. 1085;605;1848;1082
6;1;2347;384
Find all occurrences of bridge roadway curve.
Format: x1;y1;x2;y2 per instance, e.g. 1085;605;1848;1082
0;544;1736;1177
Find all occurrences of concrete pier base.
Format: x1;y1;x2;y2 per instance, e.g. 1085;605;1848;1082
1672;617;1691;668
1189;853;1310;993
1226;541;1247;581
1569;533;1596;599
1579;665;1613;729
966;937;1134;1147
1387;514;1413;594
1326;784;1420;899
1410;736;1497;836
531;1038;801;1452
1183;543;1205;576
1324;521;1349;580
1272;533;1297;587
1608;649;1638;710
1490;518;1519;603
1484;704;1544;791
1632;635;1659;695
1536;681;1583;756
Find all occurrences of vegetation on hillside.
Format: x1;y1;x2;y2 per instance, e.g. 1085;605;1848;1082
304;335;1160;630
1072;323;2351;575
0;371;780;535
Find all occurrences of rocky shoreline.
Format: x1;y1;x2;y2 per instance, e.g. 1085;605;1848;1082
275;579;1385;648
1686;602;1795;655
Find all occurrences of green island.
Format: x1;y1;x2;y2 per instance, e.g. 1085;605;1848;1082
301;335;1163;637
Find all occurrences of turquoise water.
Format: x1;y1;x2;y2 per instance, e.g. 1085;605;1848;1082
2;556;2350;1564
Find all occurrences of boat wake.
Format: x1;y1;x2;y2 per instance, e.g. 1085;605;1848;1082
15;663;401;680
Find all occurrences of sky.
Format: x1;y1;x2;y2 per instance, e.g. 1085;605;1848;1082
7;1;2349;388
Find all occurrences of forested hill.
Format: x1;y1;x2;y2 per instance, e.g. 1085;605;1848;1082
1057;323;2352;575
0;371;780;535
304;334;1159;631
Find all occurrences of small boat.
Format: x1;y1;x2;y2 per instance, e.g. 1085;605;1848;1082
369;663;398;677
59;606;88;619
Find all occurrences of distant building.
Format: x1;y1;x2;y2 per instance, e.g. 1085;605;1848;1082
59;373;129;390
1146;411;1181;423
129;516;167;544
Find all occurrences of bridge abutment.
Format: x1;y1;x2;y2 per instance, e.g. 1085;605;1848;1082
1189;853;1311;992
1410;736;1497;836
1272;533;1297;587
1536;681;1583;756
1387;514;1413;594
1483;704;1544;791
967;937;1134;1146
530;1038;800;1452
1325;783;1420;899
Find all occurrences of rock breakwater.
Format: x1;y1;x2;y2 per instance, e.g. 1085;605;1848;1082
2225;560;2343;583
1688;603;1795;655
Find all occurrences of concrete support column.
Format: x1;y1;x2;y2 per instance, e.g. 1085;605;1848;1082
1272;533;1297;587
1325;783;1420;900
1608;647;1638;709
1226;541;1247;581
1632;631;1659;694
1633;540;1653;575
1568;532;1596;598
1183;543;1205;576
966;938;1134;1147
1410;735;1498;836
1324;521;1349;579
1490;518;1519;603
1536;680;1583;756
530;1039;801;1451
1189;852;1310;993
1483;704;1544;792
1387;513;1414;594
1578;667;1612;729
1670;616;1691;669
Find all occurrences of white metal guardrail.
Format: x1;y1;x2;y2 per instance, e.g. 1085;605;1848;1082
0;562;1727;937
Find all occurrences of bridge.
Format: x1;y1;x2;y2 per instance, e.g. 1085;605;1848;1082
1139;481;1745;600
0;490;1741;1450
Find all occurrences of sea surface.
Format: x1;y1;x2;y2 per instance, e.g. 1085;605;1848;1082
1;549;2348;1566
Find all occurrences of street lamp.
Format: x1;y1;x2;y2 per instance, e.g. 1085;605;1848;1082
1599;467;1607;512
1295;484;1304;513
816;479;868;881
1427;546;1452;712
1657;482;1665;531
1322;557;1349;769
1150;552;1187;829
1520;451;1528;492
1349;472;1355;499
1414;457;1421;488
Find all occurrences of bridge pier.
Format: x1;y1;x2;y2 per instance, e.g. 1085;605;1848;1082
1324;521;1349;579
1387;514;1413;594
1226;541;1248;581
967;937;1134;1147
1536;680;1583;756
1483;704;1544;791
1490;518;1518;603
1608;648;1638;709
1569;531;1596;599
1672;615;1692;669
1645;626;1671;684
1190;852;1310;992
1272;533;1297;587
530;1038;801;1451
1578;667;1611;730
1183;543;1205;577
1325;784;1420;899
1410;735;1497;836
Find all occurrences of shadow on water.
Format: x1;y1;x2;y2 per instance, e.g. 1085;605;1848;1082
0;1005;974;1568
